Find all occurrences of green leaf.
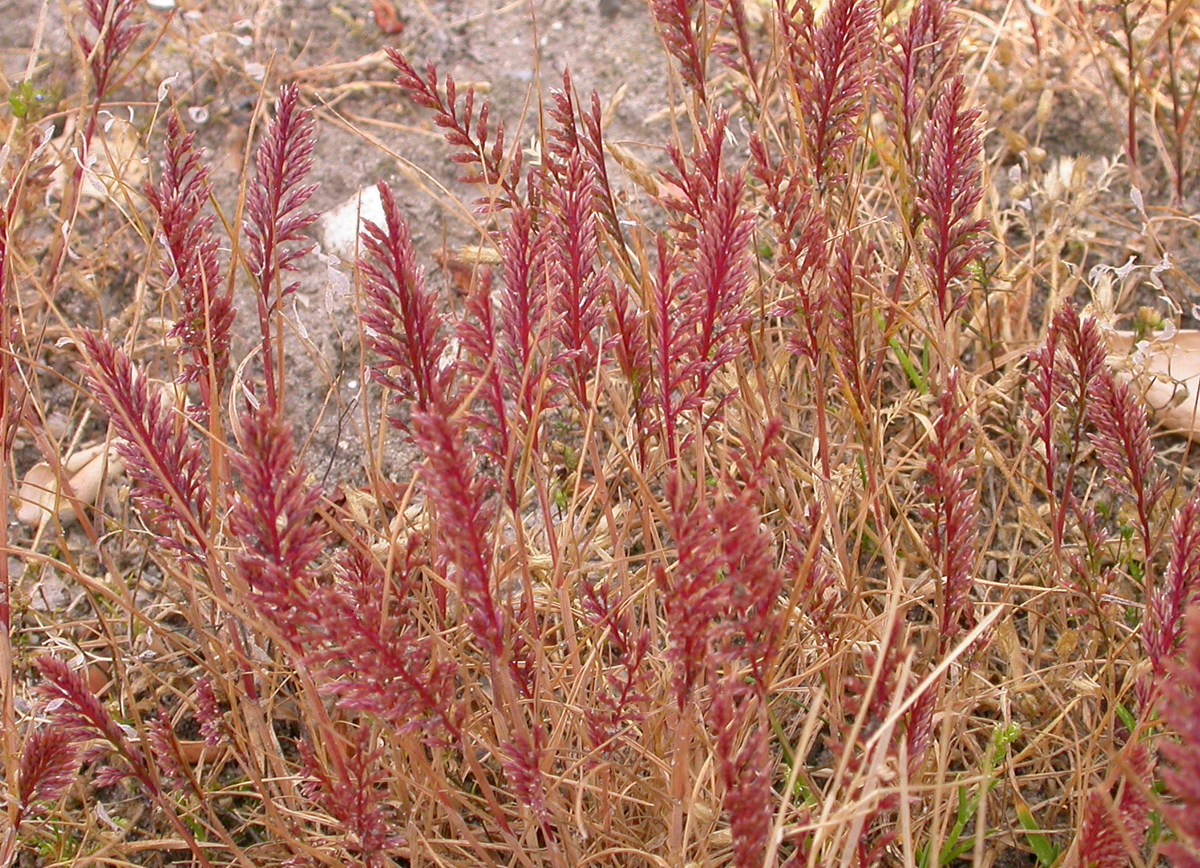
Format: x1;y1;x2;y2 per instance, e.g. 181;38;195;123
1015;798;1059;866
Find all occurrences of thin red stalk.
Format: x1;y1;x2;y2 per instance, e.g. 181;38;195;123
0;201;14;837
1164;0;1184;200
1120;3;1139;167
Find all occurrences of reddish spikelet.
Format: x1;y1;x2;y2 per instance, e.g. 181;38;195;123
689;148;753;402
146;710;186;789
1077;742;1154;868
828;237;865;409
226;404;326;646
548;153;610;405
584;90;626;246
496;204;553;422
1048;306;1162;561
245;84;317;295
710;0;761;86
1025;306;1102;557
244;83;318;409
1025;331;1064;515
1144;491;1200;681
661;112;731;239
916;74;988;324
904;681;937;775
299;732;402;866
307;547;460;742
786;505;842;650
388;50;520;210
658;438;783;863
748;133;827;359
579;579;652;754
146;114;232;408
883;0;960;171
77;331;211;553
545;71;587;172
658;480;731;708
827;616;913;866
457;271;513;478
360;181;453;421
547;73;625;248
608;274;651;406
654;115;754;444
922;368;978;650
499;729;551;830
78;0;144;99
34;655;138;761
710;692;774;868
194;676;224;748
649;241;693;457
650;0;708;95
16;728;81;819
32;664;211;866
1054;305;1108;396
1162;607;1200;867
547;70;643;389
457;208;553;505
1085;365;1162;551
411;411;504;656
787;0;879;189
660;457;781;708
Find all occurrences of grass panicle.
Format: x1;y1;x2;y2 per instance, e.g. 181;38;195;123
244;82;318;411
145;114;233;413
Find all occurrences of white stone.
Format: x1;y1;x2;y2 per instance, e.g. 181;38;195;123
317;184;387;262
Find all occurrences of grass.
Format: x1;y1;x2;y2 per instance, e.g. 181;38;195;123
3;0;1200;865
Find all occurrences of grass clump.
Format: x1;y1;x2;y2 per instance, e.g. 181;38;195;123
4;0;1200;865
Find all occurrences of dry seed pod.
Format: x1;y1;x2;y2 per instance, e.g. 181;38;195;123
17;442;125;527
